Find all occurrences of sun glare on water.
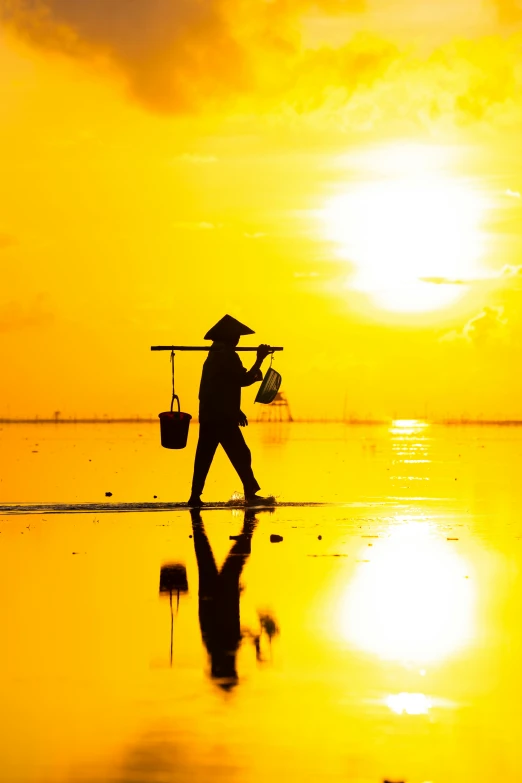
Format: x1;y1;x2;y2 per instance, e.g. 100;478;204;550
339;521;474;665
323;145;488;313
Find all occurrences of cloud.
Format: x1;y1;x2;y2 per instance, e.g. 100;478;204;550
1;0;366;113
464;306;507;343
0;296;53;332
260;31;522;133
2;0;251;112
451;39;517;121
441;305;507;344
491;0;522;24
4;0;522;135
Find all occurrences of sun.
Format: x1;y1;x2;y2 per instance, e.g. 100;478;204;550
322;145;488;313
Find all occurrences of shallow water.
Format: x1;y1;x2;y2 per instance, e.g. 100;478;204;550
1;422;522;782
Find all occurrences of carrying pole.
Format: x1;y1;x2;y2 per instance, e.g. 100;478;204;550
151;346;283;352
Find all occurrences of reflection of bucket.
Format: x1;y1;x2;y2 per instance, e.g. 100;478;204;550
159;396;192;449
159;563;188;595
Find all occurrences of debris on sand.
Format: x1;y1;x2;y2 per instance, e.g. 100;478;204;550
270;534;283;543
105;492;113;497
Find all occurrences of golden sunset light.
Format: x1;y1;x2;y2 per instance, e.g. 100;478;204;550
340;520;475;664
0;0;522;419
4;3;522;782
322;144;489;312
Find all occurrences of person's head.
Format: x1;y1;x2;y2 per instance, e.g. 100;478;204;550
217;334;240;348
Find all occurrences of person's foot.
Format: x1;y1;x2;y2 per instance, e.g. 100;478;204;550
245;494;276;507
187;495;203;507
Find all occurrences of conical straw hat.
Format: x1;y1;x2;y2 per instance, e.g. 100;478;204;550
204;314;255;341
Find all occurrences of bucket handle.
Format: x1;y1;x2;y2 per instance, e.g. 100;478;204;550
169;350;181;415
170;394;181;415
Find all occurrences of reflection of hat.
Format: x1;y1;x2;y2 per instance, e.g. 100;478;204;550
204;314;255;341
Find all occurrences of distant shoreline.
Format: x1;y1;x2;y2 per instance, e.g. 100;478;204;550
2;418;522;426
0;417;386;425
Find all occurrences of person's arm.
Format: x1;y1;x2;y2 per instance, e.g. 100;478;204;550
240;344;272;387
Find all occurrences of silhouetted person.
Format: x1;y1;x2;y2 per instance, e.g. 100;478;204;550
188;314;274;507
190;508;258;689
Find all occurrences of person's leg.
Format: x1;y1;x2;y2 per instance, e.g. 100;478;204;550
190;509;220;665
190;509;219;594
211;511;258;683
220;510;258;575
218;423;261;498
190;423;220;501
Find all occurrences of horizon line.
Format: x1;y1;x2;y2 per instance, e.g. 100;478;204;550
2;417;522;426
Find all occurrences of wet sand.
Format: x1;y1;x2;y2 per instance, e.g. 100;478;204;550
1;422;522;782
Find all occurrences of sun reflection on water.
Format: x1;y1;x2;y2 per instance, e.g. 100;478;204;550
391;419;430;431
386;692;432;715
340;521;475;664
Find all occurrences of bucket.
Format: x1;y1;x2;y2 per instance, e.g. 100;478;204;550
159;395;192;449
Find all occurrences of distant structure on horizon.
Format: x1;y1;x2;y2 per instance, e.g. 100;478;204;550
255;391;293;423
4;409;522;426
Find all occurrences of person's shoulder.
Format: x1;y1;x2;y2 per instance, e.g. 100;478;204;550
207;346;242;367
224;350;243;368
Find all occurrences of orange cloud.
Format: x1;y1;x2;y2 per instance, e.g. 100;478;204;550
6;0;520;134
491;0;522;24
1;0;365;112
2;0;249;111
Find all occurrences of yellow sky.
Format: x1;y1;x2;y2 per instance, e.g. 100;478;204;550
1;1;522;419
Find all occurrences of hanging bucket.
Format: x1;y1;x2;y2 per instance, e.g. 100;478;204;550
159;395;192;449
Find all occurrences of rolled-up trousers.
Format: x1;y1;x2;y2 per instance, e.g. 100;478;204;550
191;421;260;498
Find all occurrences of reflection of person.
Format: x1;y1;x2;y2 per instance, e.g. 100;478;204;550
188;314;274;507
190;508;257;689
